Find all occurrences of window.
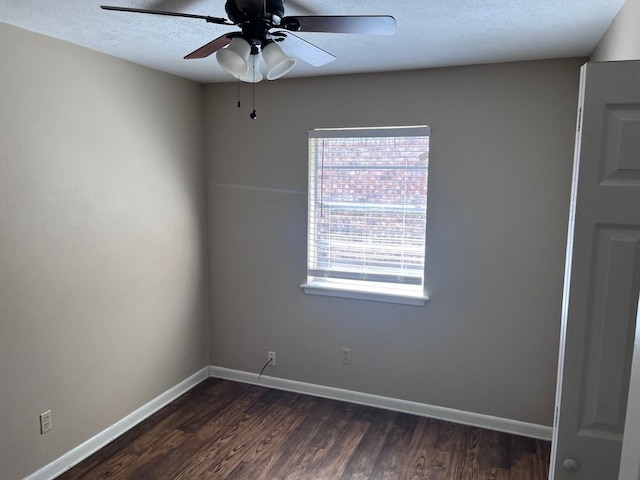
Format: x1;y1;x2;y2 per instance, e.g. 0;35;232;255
301;126;430;305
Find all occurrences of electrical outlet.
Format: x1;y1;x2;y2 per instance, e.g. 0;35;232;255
40;409;52;434
341;348;352;365
268;351;276;367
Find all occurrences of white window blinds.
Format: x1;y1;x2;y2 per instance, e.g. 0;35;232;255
307;126;429;291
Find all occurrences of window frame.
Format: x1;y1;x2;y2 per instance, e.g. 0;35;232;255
300;125;430;306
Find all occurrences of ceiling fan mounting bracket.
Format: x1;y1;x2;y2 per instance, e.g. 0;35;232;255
222;0;288;47
225;0;284;27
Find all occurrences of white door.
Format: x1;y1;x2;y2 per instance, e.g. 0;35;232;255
550;60;640;480
618;294;640;480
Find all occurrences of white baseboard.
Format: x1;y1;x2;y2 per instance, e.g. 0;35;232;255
25;364;551;480
209;365;553;441
25;367;210;480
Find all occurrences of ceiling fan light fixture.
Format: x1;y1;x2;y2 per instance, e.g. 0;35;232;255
262;41;296;80
216;37;251;76
236;54;263;83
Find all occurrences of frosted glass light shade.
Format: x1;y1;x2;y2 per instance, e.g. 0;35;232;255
262;42;296;80
216;37;251;76
236;54;263;83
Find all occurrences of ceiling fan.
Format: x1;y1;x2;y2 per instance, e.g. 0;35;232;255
101;0;396;82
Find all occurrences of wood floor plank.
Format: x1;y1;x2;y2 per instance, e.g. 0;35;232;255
55;379;551;480
235;394;324;480
426;420;466;479
170;387;299;478
138;384;271;479
425;450;453;480
272;400;364;479
445;424;471;480
339;408;397;480
368;411;419;479
173;403;296;478
258;397;339;480
478;428;512;471
306;408;371;479
398;417;439;480
458;426;482;479
222;401;308;479
176;378;252;433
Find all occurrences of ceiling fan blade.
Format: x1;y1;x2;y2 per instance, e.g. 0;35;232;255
100;5;232;25
146;0;201;10
275;32;335;67
281;15;396;35
184;35;233;59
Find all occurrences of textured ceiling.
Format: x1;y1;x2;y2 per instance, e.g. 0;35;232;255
0;0;625;83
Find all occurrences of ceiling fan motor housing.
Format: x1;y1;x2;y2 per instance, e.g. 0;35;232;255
225;0;285;26
225;0;286;47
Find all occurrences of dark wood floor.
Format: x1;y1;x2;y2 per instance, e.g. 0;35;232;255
56;378;550;479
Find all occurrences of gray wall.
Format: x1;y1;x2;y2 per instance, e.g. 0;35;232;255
205;58;583;427
0;19;586;478
0;23;209;480
591;0;640;61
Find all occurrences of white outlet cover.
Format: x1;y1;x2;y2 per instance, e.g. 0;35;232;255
40;410;52;434
268;351;276;367
342;348;352;364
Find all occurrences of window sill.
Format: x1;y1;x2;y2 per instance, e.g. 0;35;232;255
300;282;429;306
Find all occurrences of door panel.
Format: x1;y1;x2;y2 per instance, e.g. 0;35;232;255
580;226;640;433
601;105;640;185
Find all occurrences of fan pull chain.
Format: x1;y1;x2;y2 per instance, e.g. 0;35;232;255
237;77;241;108
250;60;257;120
